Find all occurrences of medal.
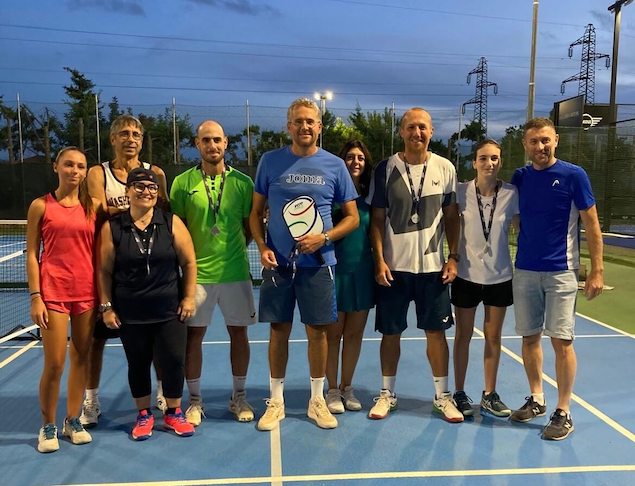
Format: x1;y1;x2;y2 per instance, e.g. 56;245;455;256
211;225;220;236
410;213;420;224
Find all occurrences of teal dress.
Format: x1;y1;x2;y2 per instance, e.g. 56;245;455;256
334;198;375;312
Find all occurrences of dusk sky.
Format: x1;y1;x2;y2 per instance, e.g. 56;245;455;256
2;0;635;141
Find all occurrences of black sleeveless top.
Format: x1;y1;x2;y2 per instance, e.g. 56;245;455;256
110;208;181;325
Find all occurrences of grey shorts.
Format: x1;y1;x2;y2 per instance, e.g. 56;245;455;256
188;281;257;327
512;269;578;340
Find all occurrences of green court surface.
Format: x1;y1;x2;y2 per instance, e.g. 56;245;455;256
578;245;635;335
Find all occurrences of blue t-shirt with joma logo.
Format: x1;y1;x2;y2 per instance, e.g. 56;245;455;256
254;146;358;267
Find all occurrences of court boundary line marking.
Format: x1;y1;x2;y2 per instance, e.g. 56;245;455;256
54;464;635;486
0;340;38;369
270;422;282;486
576;312;634;338
1;332;629;351
473;326;635;443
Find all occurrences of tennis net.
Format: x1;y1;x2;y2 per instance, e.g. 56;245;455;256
0;220;32;339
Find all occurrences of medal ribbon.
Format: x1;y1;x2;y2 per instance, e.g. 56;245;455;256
475;180;499;243
403;155;427;219
200;165;227;226
131;224;155;276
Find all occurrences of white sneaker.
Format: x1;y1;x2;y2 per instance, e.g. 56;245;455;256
368;389;397;419
308;397;338;429
433;393;464;423
79;397;101;428
185;397;206;426
155;394;167;415
257;398;285;431
37;423;59;453
342;386;362;411
63;417;93;445
325;389;345;414
229;391;255;422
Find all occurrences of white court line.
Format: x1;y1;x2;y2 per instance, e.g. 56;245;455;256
0;340;39;369
269;424;282;486
55;464;635;486
0;249;25;263
473;326;635;443
577;312;635;339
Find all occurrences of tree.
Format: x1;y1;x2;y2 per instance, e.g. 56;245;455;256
321;110;362;156
227;125;290;165
448;121;487;181
137;109;195;166
54;67;108;162
348;105;399;164
499;125;525;181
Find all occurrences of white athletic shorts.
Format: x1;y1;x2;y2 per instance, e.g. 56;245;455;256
188;281;257;327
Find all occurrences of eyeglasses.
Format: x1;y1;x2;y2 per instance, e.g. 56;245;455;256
130;182;159;194
117;130;143;141
291;118;319;128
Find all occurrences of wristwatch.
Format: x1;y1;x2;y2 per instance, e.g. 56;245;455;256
447;253;461;263
323;232;332;246
99;301;113;313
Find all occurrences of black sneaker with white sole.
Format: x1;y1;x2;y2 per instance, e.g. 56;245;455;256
542;409;574;440
453;391;474;417
510;396;547;423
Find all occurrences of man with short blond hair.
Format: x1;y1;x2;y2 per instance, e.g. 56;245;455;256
250;98;359;431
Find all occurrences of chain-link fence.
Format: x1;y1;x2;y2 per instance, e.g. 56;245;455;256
1;99;634;232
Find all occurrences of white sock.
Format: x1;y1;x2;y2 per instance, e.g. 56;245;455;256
186;378;201;399
433;376;449;399
270;377;284;402
531;393;545;406
156;380;163;397
310;376;325;400
86;388;99;401
381;376;396;394
233;375;247;396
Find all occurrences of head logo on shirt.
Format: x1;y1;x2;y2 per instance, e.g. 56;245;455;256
552;179;560;187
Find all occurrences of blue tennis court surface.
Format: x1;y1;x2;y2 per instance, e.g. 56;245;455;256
0;289;633;485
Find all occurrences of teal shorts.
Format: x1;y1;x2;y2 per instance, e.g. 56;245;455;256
335;263;375;313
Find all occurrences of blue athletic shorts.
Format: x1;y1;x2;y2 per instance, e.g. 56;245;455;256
259;266;337;325
375;271;453;335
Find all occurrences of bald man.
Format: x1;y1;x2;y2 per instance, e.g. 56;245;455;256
367;107;463;423
170;120;257;426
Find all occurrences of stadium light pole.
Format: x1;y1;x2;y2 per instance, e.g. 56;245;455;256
527;0;539;121
314;90;333;147
603;0;632;231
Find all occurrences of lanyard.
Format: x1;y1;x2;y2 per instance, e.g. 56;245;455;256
402;154;427;223
131;224;155;276
475;180;499;243
200;165;226;223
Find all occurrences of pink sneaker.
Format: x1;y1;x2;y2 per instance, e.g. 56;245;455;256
164;408;195;437
131;410;154;441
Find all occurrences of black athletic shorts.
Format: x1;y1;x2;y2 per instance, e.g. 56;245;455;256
450;277;513;309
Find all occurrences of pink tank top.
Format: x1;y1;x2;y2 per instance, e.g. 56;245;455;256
40;193;96;302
